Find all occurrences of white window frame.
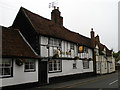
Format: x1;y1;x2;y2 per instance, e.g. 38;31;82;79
83;60;89;69
73;60;77;69
70;43;74;50
83;47;88;53
0;58;12;78
97;61;100;71
104;61;107;69
24;59;36;72
110;63;113;69
49;60;62;73
95;48;99;56
49;38;61;47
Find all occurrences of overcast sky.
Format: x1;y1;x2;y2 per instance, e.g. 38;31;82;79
0;0;119;52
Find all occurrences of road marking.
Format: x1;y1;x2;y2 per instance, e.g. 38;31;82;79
109;80;118;85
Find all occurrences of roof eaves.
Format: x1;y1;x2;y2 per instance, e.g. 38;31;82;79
18;31;39;57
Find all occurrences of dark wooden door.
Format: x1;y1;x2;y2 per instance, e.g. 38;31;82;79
38;61;48;84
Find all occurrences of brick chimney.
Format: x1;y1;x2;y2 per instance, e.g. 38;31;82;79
90;28;95;48
51;7;63;26
90;28;96;75
90;28;94;39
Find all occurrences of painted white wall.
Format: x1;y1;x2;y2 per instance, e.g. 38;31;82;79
40;36;93;59
40;36;48;57
48;60;93;78
96;54;115;74
0;58;38;87
107;57;116;73
40;35;94;78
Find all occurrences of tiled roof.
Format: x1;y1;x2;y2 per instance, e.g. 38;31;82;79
95;40;112;56
2;26;39;58
21;7;92;48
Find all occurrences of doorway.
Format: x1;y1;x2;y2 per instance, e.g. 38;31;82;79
38;61;48;84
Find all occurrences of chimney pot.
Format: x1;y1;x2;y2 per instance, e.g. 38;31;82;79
54;6;56;10
57;7;59;10
91;28;93;31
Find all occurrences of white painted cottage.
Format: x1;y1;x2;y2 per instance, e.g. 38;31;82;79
0;26;39;88
12;7;95;84
1;6;115;88
94;35;115;74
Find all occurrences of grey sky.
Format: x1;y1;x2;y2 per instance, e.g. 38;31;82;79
0;0;119;52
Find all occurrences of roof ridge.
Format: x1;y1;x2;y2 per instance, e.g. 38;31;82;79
18;7;92;48
21;7;91;40
21;7;51;22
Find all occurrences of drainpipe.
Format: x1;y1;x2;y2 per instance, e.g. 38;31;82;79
100;56;102;75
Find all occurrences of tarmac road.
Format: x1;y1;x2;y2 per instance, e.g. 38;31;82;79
24;72;119;90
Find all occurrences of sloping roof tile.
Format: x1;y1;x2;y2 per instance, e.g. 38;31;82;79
22;7;92;48
2;26;39;58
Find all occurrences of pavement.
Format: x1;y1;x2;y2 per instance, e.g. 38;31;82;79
23;72;120;90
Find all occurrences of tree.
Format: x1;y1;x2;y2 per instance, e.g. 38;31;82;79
113;51;120;61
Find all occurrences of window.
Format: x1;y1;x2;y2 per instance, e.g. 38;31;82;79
70;43;74;50
97;62;100;71
49;38;61;47
110;63;113;69
83;47;88;53
104;61;107;69
49;60;62;72
95;48;99;56
83;60;89;69
73;60;77;69
49;38;53;45
24;59;35;72
0;58;12;77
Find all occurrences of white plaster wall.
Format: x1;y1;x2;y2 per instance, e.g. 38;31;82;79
88;49;93;59
74;45;77;56
107;57;111;73
41;46;48;57
78;48;92;59
40;36;48;57
48;60;93;78
40;35;93;60
108;57;115;73
64;41;67;57
49;47;53;56
112;57;115;72
101;56;107;74
40;36;48;45
0;59;38;87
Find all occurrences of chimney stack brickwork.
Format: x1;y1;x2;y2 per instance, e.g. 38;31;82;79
90;28;96;74
90;28;95;48
51;7;63;26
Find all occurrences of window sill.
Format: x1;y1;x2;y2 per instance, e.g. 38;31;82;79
24;70;36;72
0;75;13;78
83;68;89;69
73;68;77;69
49;70;62;73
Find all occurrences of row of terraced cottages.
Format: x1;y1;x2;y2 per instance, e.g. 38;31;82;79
0;7;115;88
